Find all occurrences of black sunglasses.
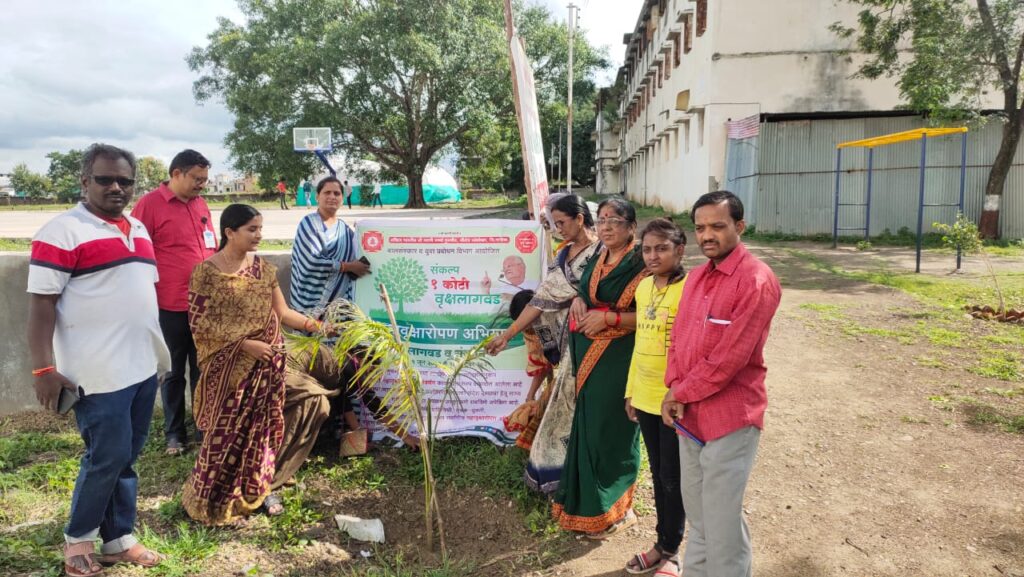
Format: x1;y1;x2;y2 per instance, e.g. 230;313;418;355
91;175;136;187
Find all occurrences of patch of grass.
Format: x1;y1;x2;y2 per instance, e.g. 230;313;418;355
981;386;1023;399
432;196;526;210
841;323;916;345
258;487;324;550
900;415;930;424
0;203;75;211
983;334;1024;346
785;249;1024;311
0;238;32;251
928;395;955;411
969;352;1023;381
794;303;843;319
922;327;965;347
140;522;223;577
916;356;949;369
259;239;294;251
0;522;64;576
313;454;387;491
0;431;81;470
156;494;188;524
962;401;1024;434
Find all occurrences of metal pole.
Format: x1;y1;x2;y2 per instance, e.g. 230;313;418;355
865;147;874;240
915;134;927;273
832;148;842;249
957;131;967;270
566;3;576;195
557;125;563;189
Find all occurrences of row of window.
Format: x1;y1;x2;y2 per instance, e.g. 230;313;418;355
622;0;706;132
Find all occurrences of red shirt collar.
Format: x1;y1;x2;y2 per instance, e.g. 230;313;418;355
708;242;748;276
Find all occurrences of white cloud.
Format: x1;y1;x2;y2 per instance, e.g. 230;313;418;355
0;0;243;175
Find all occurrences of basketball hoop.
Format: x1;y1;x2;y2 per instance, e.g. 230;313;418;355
293;127;332;153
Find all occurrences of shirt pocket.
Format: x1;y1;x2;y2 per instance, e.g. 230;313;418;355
698;319;731;359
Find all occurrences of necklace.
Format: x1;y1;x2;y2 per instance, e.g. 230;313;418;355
645;277;670;320
216;251;251;274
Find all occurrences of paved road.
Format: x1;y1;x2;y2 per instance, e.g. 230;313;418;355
0;206;496;240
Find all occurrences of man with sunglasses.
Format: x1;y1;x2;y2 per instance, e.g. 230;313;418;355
131;149;215;456
28;143;170;575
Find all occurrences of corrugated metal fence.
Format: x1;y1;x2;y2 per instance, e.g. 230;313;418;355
725;115;1024;238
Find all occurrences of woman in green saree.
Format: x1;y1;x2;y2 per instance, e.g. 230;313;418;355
552;197;648;538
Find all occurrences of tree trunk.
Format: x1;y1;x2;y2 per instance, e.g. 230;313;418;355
979;110;1023;239
404;171;427;209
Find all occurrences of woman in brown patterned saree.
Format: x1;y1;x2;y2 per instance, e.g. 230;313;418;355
183;205;333;525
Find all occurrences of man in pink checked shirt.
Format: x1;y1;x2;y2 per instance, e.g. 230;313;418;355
662;190;781;577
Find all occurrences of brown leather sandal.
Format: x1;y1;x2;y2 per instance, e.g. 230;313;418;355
64;541;103;577
96;543;165;568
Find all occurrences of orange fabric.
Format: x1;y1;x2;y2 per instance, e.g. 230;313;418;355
551;484;635;533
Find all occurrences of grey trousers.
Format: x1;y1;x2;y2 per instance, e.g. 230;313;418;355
679;426;761;577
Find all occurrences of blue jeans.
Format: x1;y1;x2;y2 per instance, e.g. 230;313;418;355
65;374;159;547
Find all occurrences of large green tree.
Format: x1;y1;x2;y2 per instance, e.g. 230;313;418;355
833;0;1024;238
189;0;497;207
189;1;605;205
46;149;83;203
11;163;51;199
136;156;169;194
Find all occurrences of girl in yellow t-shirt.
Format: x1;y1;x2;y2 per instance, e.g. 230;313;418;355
624;217;687;576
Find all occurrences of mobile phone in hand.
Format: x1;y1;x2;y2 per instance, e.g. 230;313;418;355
346;256;372;280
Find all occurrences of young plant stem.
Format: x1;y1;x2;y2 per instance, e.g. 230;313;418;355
980;252;1006;313
379;283;445;555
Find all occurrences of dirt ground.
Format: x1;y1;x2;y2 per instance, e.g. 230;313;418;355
529;243;1024;577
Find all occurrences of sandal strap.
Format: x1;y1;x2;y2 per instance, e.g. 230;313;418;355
634;552;651;570
64;542;97;557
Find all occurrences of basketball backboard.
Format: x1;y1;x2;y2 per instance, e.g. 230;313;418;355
292;127;332;153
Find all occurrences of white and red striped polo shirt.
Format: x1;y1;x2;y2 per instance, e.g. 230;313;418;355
28;203;170;395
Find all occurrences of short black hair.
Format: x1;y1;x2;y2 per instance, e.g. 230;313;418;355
168;149;211;177
691;190;744;223
510;290;535;321
81;143;136;177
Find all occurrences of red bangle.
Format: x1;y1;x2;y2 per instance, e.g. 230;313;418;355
614;312;622;327
32;366;55;377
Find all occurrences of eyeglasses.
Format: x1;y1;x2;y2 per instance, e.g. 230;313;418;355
596;217;629;227
91;175;136;187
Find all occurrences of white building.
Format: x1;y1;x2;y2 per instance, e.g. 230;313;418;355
597;0;931;212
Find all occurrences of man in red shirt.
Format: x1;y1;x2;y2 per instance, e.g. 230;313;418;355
277;178;289;210
662;190;781;577
131;149;215;455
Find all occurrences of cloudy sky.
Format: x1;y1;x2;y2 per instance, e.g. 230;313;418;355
0;0;639;177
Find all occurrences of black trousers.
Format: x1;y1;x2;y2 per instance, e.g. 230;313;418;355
279;193;289;209
637;409;686;554
158;309;200;444
345;195;353;209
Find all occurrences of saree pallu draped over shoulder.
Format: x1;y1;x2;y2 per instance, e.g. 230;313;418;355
182;257;286;526
552;244;648;534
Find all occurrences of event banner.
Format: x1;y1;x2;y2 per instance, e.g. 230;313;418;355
352;219;544;445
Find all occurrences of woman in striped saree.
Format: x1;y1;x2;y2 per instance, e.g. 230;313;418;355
289;177;369;313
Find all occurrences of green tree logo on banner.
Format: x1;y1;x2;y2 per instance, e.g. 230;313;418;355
376;257;427;314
